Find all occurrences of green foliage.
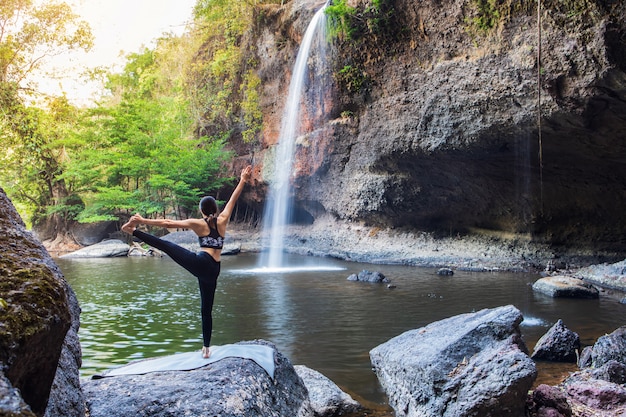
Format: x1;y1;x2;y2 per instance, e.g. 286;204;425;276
60;43;233;222
469;0;503;32
188;0;262;143
326;0;357;40
337;65;368;93
240;70;262;143
0;0;92;228
326;0;396;97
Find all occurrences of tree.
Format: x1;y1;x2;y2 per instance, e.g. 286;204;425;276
0;0;93;95
61;41;232;224
0;0;92;236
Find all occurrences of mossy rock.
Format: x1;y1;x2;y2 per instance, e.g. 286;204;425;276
0;188;72;416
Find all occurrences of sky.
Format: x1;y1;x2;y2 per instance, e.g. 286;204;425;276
35;0;197;106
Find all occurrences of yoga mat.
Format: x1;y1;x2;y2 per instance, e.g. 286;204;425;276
94;344;275;379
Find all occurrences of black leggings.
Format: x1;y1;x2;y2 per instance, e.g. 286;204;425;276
133;229;220;347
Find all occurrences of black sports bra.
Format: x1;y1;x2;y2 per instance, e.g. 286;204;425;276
198;217;224;249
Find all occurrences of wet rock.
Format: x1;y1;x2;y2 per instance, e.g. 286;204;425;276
294;365;361;417
0;188;83;417
531;319;580;362
580;326;626;368
437;267;454;276
370;305;536;417
347;270;389;283
531;276;599;298
60;239;130;258
82;340;314;417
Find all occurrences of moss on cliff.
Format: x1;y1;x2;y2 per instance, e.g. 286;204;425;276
0;233;70;362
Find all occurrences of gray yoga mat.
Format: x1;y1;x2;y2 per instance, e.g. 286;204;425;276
94;344;275;379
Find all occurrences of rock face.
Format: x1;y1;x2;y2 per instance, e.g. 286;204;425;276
532;276;599;298
83;340;314;417
531;319;580;362
239;0;626;255
369;305;537;417
0;188;84;417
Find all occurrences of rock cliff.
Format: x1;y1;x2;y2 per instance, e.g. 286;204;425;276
236;0;626;256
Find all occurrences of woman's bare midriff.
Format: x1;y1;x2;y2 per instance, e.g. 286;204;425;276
200;247;221;262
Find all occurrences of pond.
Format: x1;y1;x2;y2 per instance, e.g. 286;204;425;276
57;253;626;410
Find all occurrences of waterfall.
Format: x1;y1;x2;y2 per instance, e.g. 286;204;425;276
259;3;328;269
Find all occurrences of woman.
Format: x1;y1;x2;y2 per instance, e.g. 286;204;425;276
121;165;252;358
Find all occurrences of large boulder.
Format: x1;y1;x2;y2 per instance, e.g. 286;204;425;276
370;305;536;417
0;188;84;417
532;276;599;298
82;340;314;417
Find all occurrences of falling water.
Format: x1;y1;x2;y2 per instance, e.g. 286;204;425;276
259;3;328;269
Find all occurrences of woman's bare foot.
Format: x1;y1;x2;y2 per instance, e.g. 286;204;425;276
121;220;136;234
202;346;211;358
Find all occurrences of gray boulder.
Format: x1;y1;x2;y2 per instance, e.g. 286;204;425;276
531;319;580;362
347;270;389;283
61;239;130;258
82;340;314;417
370;305;536;417
532;276;599;298
579;326;626;369
294;365;361;417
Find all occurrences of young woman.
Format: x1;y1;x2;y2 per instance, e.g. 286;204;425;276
121;165;252;358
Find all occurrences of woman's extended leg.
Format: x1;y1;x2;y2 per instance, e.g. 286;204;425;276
131;229;200;273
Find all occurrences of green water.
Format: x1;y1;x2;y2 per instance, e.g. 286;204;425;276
57;253;626;406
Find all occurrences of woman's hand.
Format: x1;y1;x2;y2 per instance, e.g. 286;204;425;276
130;213;145;224
241;165;252;183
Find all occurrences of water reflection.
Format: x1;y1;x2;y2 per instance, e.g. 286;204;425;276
57;254;626;406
